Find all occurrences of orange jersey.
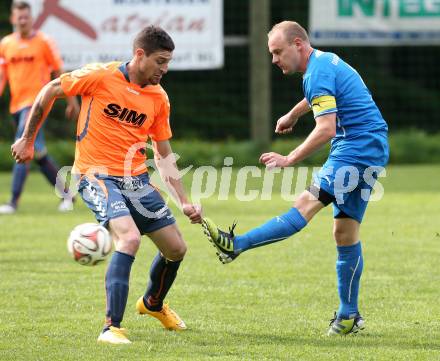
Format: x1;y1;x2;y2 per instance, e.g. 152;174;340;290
60;62;172;176
0;31;63;113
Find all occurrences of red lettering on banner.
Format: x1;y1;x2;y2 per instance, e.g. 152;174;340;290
122;15;139;33
101;13;205;34
34;0;97;39
168;16;185;32
102;17;118;33
188;19;205;32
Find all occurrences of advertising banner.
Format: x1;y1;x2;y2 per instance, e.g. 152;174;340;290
28;0;224;69
310;0;440;45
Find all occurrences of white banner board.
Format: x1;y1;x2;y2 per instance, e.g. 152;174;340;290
310;0;440;45
28;0;223;70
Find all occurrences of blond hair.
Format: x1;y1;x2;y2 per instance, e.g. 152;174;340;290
268;21;309;43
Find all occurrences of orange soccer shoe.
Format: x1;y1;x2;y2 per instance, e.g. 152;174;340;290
136;297;187;331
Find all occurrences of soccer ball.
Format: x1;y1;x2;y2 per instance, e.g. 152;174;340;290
67;223;112;266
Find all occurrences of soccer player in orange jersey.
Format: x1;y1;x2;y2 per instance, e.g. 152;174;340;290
0;1;79;214
12;25;203;345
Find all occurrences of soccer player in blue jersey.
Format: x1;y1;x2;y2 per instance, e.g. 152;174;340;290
203;21;389;336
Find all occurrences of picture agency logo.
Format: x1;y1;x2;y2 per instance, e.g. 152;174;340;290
54;142;387;218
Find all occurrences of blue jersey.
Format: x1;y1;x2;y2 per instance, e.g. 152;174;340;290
304;50;389;223
303;49;388;140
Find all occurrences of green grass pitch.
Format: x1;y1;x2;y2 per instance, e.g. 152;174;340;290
0;165;439;360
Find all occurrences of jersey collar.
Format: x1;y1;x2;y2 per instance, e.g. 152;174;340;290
118;61;151;88
118;62;131;83
14;29;37;41
306;49;315;68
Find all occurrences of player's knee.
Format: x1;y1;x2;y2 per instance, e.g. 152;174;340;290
116;230;141;254
293;191;320;221
294;191;308;205
333;228;356;246
333;227;344;242
164;240;187;261
294;192;309;212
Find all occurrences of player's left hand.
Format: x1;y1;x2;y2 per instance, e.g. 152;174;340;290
259;152;291;169
182;203;203;224
11;137;34;163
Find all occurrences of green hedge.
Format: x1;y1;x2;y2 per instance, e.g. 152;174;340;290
0;131;439;171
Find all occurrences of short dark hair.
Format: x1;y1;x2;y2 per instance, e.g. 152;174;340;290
11;1;31;12
133;26;175;56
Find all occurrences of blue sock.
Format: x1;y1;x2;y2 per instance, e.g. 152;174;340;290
105;251;135;328
336;242;363;319
234;208;308;253
144;252;181;311
11;163;30;207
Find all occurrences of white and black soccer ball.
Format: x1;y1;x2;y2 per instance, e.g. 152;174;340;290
67;223;112;266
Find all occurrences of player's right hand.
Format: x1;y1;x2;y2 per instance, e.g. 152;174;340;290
11;137;34;163
182;203;203;224
275;113;298;134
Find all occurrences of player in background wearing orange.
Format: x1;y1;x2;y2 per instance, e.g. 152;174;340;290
12;25;203;345
0;1;79;214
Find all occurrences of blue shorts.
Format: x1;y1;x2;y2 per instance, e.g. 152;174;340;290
312;132;389;223
13;107;47;157
78;173;176;234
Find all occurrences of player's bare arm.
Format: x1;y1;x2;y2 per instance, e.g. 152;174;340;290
11;78;65;163
275;97;311;134
52;69;80;120
0;65;6;97
260;112;336;168
152;139;202;224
